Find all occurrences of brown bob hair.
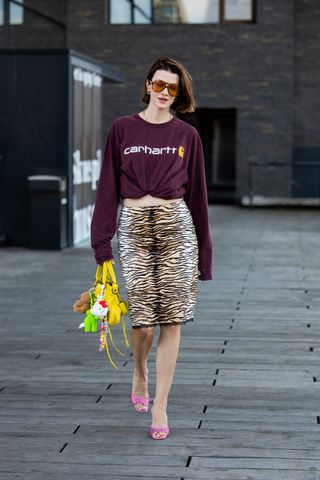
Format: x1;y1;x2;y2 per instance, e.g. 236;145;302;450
141;56;196;113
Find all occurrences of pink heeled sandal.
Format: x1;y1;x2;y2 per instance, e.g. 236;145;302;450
149;426;170;440
130;392;149;413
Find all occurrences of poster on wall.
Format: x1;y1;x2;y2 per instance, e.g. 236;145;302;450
72;67;102;244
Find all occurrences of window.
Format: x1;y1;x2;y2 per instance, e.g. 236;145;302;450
0;0;24;26
134;0;152;23
110;0;131;24
109;0;152;24
107;0;255;24
222;0;255;22
154;0;219;24
10;0;23;24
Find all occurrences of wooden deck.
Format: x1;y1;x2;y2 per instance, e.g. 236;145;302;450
1;206;320;479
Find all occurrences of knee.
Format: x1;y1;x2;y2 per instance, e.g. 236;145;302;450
134;326;155;341
160;324;181;337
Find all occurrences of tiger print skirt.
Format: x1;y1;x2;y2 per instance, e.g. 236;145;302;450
117;200;198;328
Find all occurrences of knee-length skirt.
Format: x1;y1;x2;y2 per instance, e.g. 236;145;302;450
117;200;198;328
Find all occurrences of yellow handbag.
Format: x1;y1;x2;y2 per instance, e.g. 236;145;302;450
94;261;129;326
91;261;130;368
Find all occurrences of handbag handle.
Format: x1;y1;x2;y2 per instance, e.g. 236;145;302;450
95;264;102;283
95;261;117;284
102;260;117;286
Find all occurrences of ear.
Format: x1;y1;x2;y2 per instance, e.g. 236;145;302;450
146;79;151;94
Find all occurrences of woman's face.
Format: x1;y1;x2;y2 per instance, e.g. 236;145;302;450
146;69;179;110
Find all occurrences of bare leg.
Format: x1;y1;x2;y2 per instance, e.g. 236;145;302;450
151;324;181;438
131;327;155;409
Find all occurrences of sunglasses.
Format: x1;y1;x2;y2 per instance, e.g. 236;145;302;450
149;79;179;97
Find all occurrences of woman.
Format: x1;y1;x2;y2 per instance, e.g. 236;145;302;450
91;56;212;440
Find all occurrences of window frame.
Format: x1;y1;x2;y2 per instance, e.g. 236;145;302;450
106;0;257;26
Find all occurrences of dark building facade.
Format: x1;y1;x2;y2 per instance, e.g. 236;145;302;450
1;0;320;204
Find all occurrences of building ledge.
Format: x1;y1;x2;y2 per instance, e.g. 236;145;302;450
241;195;320;207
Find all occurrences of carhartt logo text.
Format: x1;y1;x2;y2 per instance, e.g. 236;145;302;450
124;145;177;155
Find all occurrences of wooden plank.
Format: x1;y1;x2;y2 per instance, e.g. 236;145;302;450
0;476;173;480
0;475;174;480
191;456;320;470
1;462;320;479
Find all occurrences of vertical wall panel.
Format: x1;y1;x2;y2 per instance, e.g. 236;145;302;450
72;66;102;244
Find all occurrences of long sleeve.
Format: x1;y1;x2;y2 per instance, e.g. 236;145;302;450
185;130;213;281
91;122;121;265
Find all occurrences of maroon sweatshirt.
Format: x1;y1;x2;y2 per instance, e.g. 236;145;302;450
91;113;213;280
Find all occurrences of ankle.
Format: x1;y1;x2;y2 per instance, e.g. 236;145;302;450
134;364;148;378
151;403;168;428
132;367;149;397
152;399;167;411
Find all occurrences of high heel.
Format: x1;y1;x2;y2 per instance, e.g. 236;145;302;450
130;392;149;413
149;425;170;440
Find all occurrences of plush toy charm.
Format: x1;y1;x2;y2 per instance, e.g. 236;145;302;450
84;309;98;332
73;291;91;314
91;300;108;318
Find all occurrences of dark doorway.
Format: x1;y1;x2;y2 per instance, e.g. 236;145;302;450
292;147;320;198
179;108;237;204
